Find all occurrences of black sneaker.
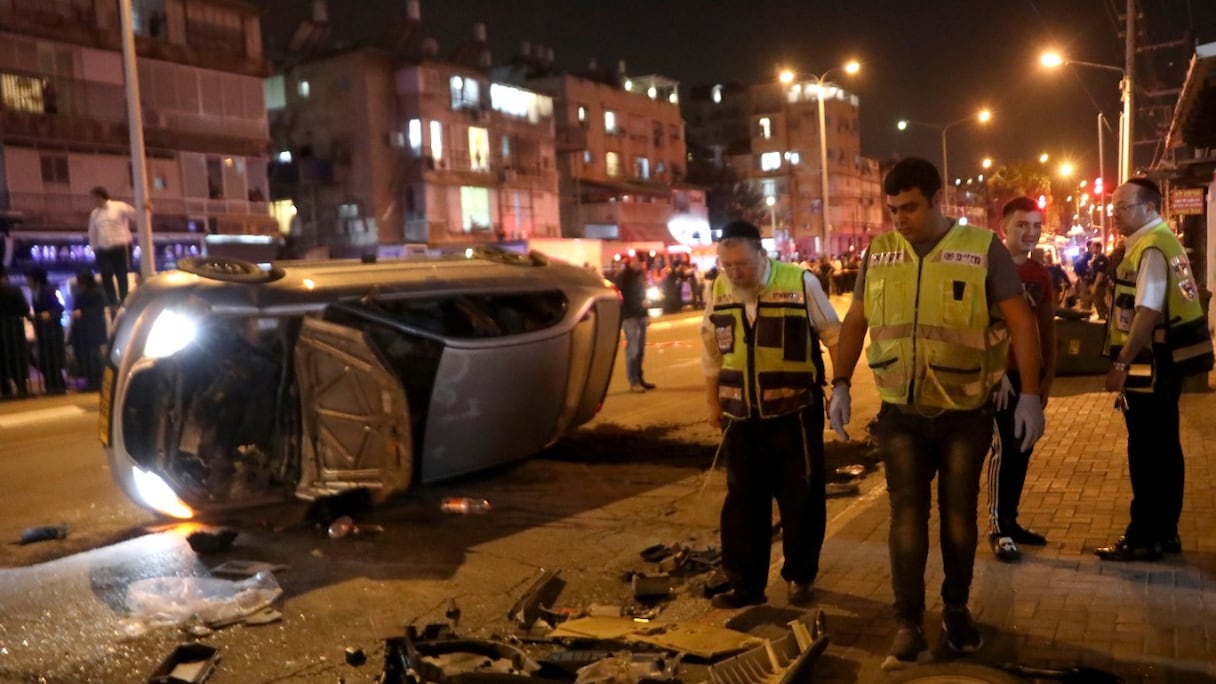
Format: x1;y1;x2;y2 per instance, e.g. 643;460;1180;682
942;605;983;653
710;590;766;609
881;624;929;670
1007;524;1047;546
990;534;1021;562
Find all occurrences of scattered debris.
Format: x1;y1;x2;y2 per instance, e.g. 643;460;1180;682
186;528;237;554
549;617;762;660
327;516;356;539
444;597;461;628
18;523;69;545
825;481;862;497
632;574;678;600
381;625;543;683
210;560;287;580
122;571;282;635
588;604;623;618
439;497;493;514
148;643;220;684
508;569;566;629
706;612;829;684
344;646;366;667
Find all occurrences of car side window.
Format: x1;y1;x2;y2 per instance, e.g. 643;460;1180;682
363;291;568;339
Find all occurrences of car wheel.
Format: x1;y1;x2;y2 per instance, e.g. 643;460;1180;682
882;664;1024;684
176;256;284;283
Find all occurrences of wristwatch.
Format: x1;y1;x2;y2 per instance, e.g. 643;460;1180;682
1112;361;1130;372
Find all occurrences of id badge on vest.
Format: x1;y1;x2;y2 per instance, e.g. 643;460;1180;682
1113;293;1135;333
709;314;736;355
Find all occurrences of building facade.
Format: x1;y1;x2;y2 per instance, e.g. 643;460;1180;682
0;0;275;278
267;44;561;255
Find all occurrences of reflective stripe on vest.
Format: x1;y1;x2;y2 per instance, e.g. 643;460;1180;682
864;223;1008;411
1105;220;1214;391
710;260;821;419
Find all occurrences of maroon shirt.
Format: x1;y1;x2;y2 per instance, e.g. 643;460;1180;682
1009;259;1055;371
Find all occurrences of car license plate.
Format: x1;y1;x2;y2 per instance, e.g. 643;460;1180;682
98;365;114;446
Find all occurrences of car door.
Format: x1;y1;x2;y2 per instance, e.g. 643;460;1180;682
294;316;413;502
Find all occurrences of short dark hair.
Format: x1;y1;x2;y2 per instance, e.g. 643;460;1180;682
90;186;109;200
1125;177;1161;211
1002;196;1039;218
883;157;942;201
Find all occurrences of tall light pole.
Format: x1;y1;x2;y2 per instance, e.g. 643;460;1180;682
765;195;777;239
896;108;991;209
779;60;860;257
1040;50;1131;184
118;0;154;278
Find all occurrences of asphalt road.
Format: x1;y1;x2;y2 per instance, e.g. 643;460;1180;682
0;301;882;683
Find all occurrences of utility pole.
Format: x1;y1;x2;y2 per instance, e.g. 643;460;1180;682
119;0;154;278
1121;0;1134;183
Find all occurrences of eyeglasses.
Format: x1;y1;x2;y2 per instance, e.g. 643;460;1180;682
1113;202;1143;213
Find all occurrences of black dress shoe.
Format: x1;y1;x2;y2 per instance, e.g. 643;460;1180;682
639;379;656;390
711;590;766;609
1094;537;1163;562
1161;536;1182;554
787;581;814;607
1007;524;1047;546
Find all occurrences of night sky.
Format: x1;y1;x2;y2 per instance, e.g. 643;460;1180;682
252;0;1216;185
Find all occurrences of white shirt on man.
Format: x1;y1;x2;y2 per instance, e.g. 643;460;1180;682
88;199;137;250
1122;218;1168;312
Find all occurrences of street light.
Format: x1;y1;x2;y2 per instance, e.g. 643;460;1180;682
1039;152;1049;164
981;157;993;170
896;108;992;208
1040;50;1131;184
778;60;860;257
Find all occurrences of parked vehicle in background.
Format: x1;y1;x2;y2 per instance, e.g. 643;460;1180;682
99;248;622;520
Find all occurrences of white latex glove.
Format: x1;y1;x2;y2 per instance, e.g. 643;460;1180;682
1013;392;1045;452
828;385;851;441
993;374;1016;412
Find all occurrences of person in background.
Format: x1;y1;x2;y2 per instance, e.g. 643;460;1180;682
69;269;108;392
987;197;1056;563
0;264;31;398
614;256;655;393
1096;178;1213;561
829;158;1044;667
701;220;840;609
87;186;137;306
27;267;66;395
1090;242;1111;320
1041;252;1071;309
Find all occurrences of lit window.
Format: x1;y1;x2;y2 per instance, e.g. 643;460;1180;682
577;105;587;123
636;157;650;179
408;119;422;153
277;150;292;163
430;120;443;161
460;186;491;231
604;110;617;134
760;151;781;171
759;117;771;139
583;150;593;165
298;80;310;98
502;135;511;159
468;127;489;172
711;85;722;104
788;152;801;165
606;152;621;177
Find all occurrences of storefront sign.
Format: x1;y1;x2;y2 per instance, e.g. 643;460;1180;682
1171;188;1206;216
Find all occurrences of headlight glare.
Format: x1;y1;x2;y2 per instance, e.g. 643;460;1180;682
132;468;194;519
143;309;197;359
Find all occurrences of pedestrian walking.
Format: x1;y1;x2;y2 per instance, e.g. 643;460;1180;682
987;197;1056;562
0;264;31;398
27;267;66;395
828;158;1045;667
69;270;108;391
1096;178;1213;562
700;220;840;609
614;255;655;393
87;186;137;306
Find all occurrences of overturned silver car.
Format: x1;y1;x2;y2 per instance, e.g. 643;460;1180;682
99;249;622;519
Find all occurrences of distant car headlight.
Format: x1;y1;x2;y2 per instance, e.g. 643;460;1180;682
133;467;194;519
143;309;197;359
646;286;663;302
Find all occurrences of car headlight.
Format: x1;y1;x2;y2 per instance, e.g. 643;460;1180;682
133;467;194;519
143;309;197;359
646;286;663;302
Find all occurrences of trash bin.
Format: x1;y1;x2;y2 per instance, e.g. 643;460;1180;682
1054;317;1109;376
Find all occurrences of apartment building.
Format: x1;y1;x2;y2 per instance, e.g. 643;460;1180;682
505;57;705;246
267;33;560;255
0;0;275;282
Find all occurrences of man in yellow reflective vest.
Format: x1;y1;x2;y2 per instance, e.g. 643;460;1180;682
1096;177;1214;562
700;220;841;610
829;158;1045;668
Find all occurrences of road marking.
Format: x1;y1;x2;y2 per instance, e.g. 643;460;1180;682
0;405;88;429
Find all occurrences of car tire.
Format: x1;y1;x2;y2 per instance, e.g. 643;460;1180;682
882;664;1024;683
176;256;284;283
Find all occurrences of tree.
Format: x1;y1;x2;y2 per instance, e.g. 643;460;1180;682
684;157;766;232
986;160;1054;231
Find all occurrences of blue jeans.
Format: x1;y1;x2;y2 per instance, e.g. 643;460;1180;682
875;402;993;626
621;316;648;385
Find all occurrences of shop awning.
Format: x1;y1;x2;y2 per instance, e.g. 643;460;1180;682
1167;41;1216;149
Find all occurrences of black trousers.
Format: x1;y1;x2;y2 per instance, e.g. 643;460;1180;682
987;372;1034;534
95;244;131;306
1123;372;1183;544
719;403;826;597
